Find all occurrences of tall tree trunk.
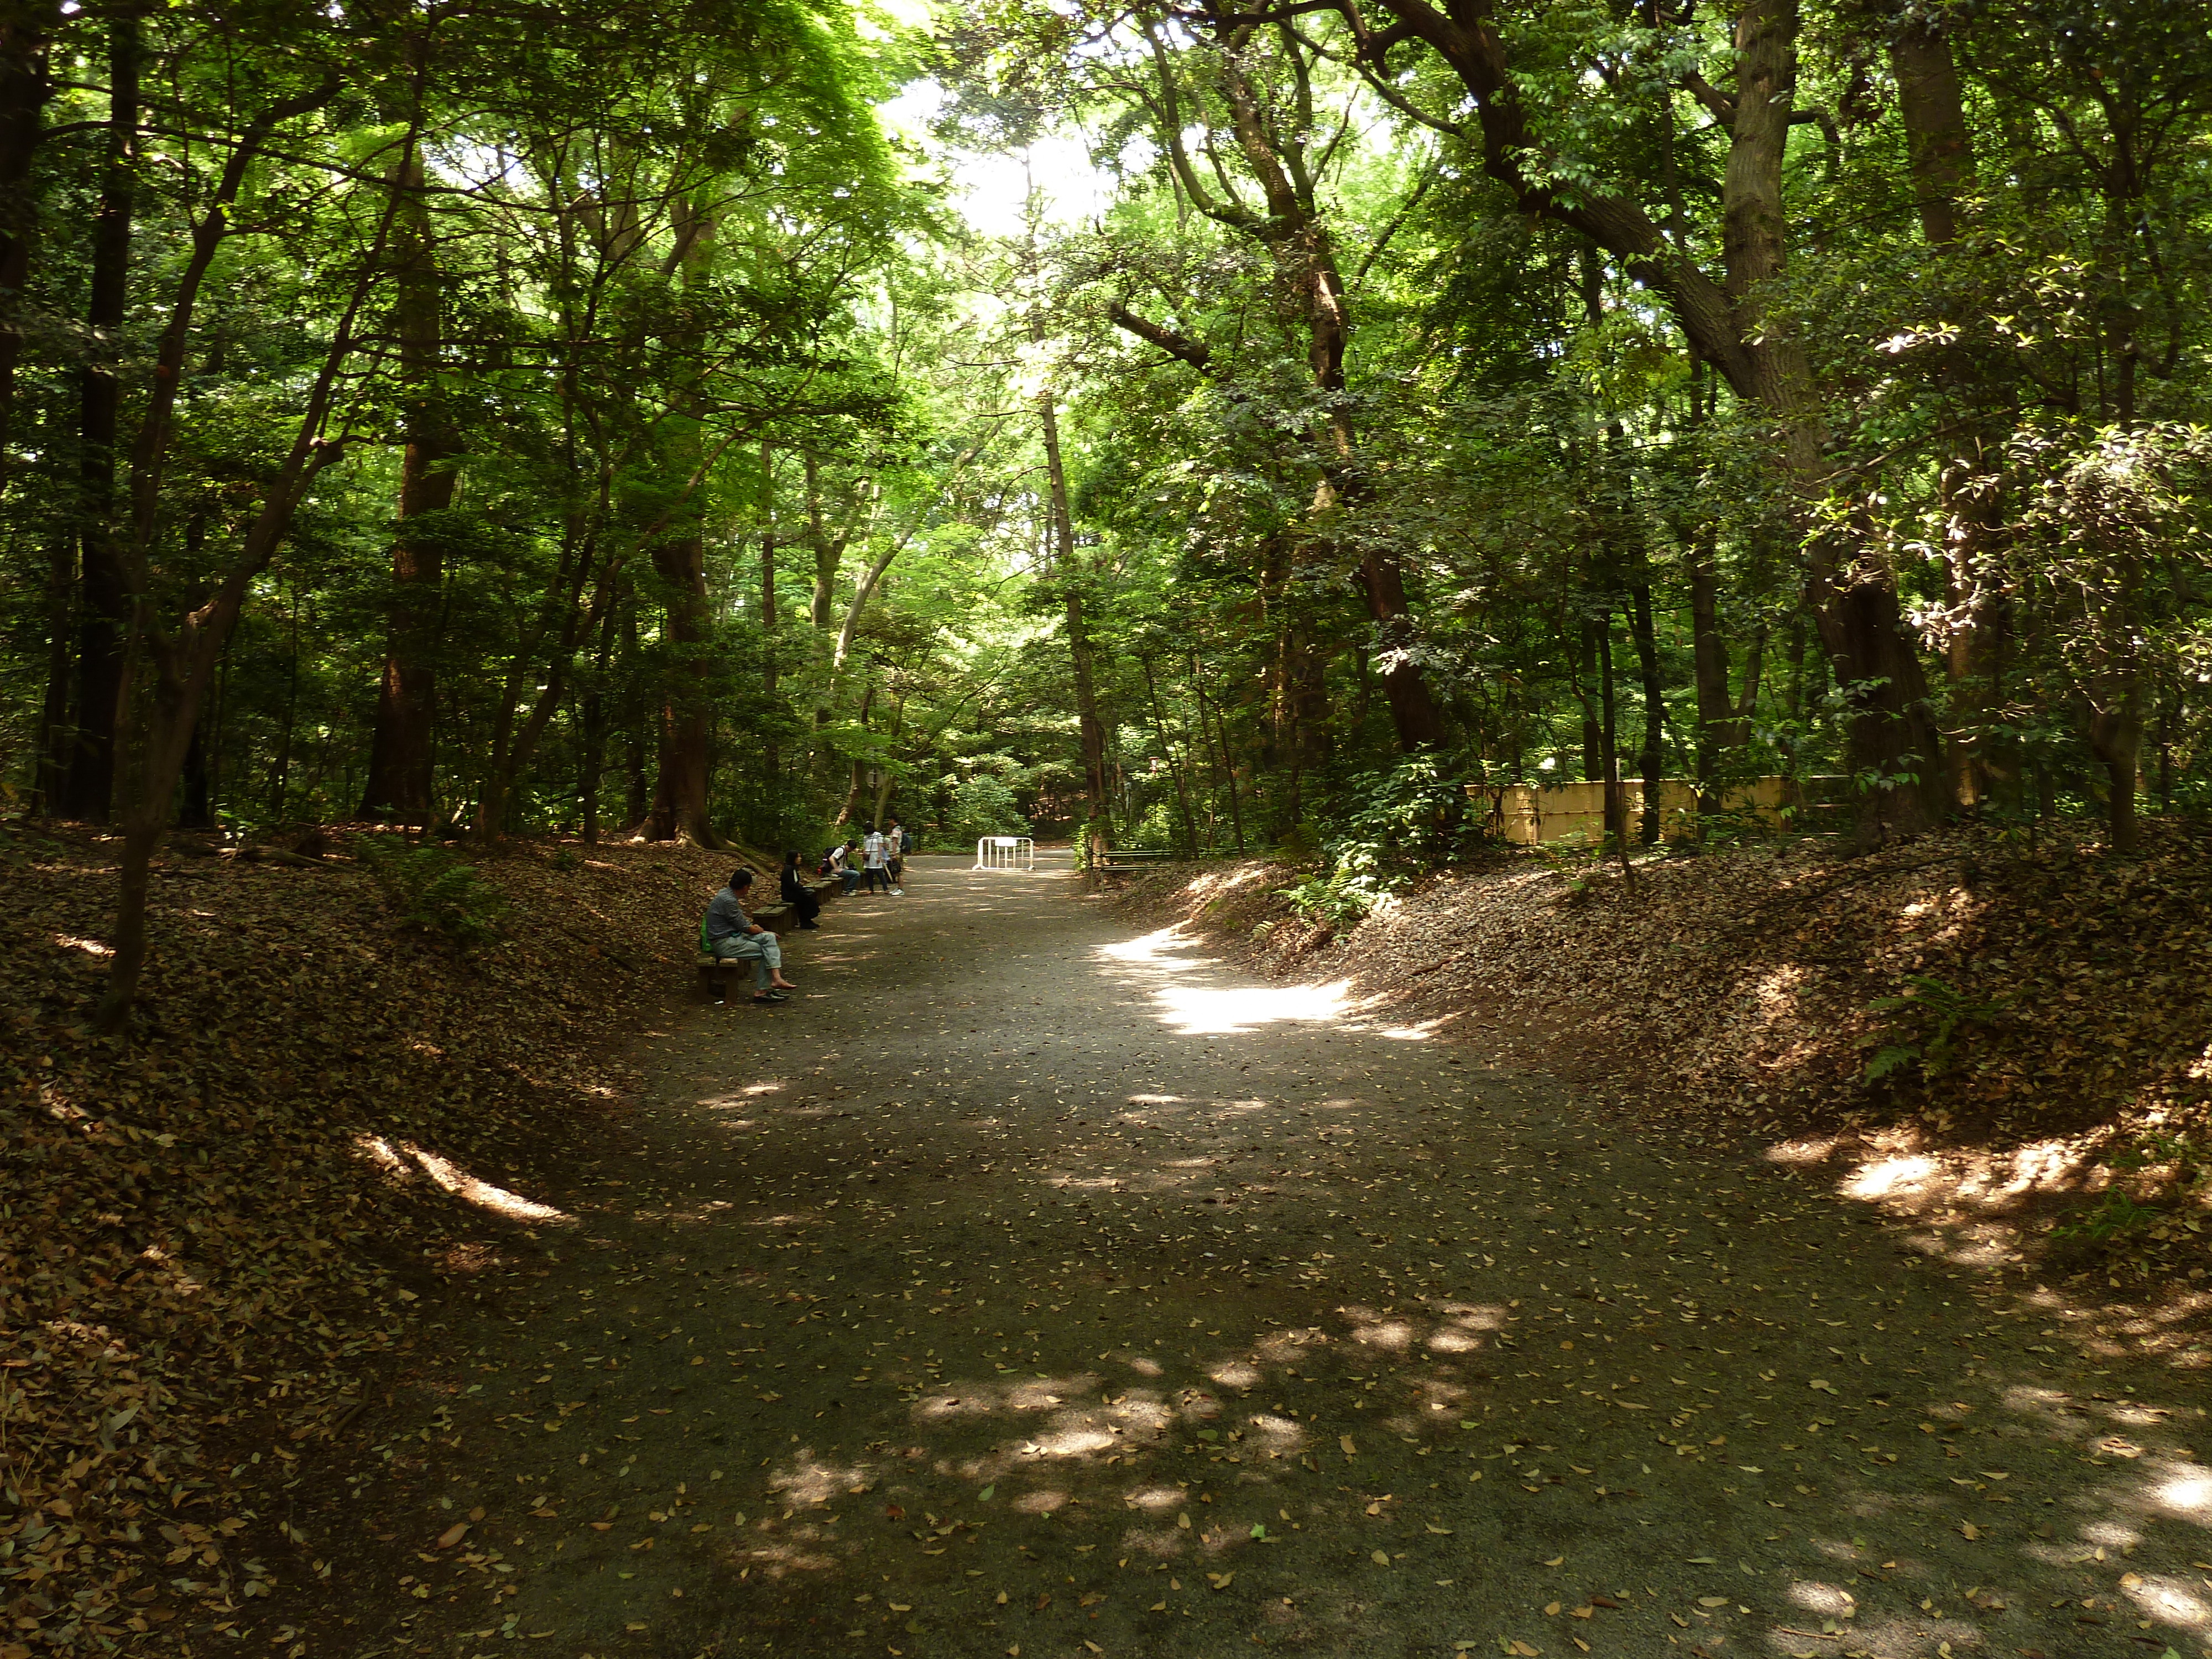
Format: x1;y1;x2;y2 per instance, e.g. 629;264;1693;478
2088;694;2142;853
1142;657;1198;857
1888;6;1973;249
578;598;617;844
61;11;139;820
1689;540;1731;816
760;444;780;806
0;2;58;465
1598;618;1630;883
359;144;460;823
1206;681;1247;854
268;578;301;820
177;721;212;830
1887;4;1991;814
645;195;719;848
1147;14;1446;753
1628;583;1665;843
619;600;649;831
1037;383;1112;858
832;684;874;828
1267;599;1328;833
645;529;716;844
1578;618;1605;781
868;699;903;830
32;522;70;811
805;451;839;632
1359;0;1939;831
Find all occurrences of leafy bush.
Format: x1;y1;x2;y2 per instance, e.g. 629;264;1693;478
1277;864;1384;931
2048;1187;2165;1248
1861;973;2009;1082
943;774;1030;846
1278;754;1488;934
1318;753;1487;878
354;838;510;947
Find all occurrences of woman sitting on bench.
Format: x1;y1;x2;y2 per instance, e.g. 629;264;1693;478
780;849;822;929
702;869;800;1004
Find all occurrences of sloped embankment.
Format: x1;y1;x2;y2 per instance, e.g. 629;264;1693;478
1108;822;2212;1290
0;831;741;1650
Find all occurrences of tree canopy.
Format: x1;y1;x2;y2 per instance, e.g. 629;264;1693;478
3;0;2209;1018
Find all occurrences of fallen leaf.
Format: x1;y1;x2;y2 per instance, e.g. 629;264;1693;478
1371;1550;1391;1567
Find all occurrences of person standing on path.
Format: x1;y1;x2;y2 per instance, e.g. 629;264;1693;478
885;818;906;894
701;868;799;1003
861;827;889;895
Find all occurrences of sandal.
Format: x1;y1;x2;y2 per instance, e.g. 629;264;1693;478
752;991;790;1004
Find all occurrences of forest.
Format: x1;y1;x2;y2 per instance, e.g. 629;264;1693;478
1;0;2208;1019
6;1;2212;1648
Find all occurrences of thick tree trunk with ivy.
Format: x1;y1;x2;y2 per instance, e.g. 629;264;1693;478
360;145;458;825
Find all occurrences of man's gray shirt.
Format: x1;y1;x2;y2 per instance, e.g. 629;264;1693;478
705;887;751;943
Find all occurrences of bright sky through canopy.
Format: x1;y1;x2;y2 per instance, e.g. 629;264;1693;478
878;76;1113;239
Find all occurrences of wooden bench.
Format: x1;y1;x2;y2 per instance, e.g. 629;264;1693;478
1093;847;1177;874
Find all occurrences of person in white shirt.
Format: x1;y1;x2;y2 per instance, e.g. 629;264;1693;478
884;818;907;893
861;828;889;894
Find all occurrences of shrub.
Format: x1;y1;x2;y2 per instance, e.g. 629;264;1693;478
945;774;1030;846
354;838;510;947
1860;973;2008;1082
1279;754;1488;933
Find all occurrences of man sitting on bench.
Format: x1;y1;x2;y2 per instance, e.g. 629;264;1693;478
702;868;800;1004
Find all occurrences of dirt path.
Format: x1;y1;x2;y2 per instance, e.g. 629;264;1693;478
326;856;2210;1659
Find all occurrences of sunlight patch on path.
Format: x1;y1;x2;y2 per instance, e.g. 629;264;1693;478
355;1134;570;1223
1094;924;1366;1035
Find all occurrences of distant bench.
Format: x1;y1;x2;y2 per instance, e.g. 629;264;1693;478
1092;847;1177;875
695;873;837;998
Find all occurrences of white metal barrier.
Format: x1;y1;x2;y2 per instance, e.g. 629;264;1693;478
973;835;1036;872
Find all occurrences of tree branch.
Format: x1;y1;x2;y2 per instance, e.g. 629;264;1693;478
1107;300;1213;370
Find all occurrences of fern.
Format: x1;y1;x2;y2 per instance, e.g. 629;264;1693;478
1862;973;2008;1082
355;839;510;948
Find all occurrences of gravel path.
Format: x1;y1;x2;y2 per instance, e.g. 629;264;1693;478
338;855;2211;1659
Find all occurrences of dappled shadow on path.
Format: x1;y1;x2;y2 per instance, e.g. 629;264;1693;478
352;864;2212;1659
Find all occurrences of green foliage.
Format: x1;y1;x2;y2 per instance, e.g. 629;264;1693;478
2048;1188;2166;1249
1861;974;2009;1083
2106;1130;2209;1197
355;838;510;948
943;774;1031;845
1274;755;1494;932
1531;830;1601;898
1275;864;1384;932
1318;754;1489;878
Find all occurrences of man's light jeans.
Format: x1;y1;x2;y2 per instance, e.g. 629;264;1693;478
713;931;782;991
